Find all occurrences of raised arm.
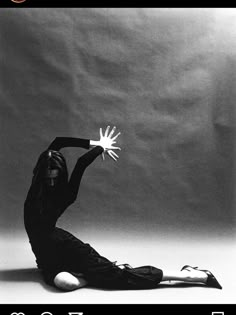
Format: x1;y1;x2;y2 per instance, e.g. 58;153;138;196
47;137;90;151
66;146;104;205
48;127;121;158
63;126;121;208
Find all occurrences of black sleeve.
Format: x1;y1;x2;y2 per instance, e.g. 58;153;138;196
62;145;104;210
47;137;90;151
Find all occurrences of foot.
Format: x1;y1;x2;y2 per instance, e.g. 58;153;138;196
180;265;208;283
181;265;222;289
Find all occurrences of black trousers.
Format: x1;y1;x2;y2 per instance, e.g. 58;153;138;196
36;228;163;290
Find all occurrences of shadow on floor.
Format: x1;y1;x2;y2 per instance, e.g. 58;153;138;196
88;282;206;292
0;268;208;293
156;282;206;289
0;268;59;293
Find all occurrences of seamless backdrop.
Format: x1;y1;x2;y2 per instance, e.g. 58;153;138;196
0;8;236;240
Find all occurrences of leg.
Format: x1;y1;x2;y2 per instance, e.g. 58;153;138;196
52;230;162;289
161;268;207;283
63;238;163;289
53;271;88;291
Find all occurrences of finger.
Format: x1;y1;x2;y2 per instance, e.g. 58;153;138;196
111;132;121;141
108;151;117;161
108;150;119;161
104;125;110;137
110;146;121;150
100;128;103;139
109;150;119;158
109;126;116;138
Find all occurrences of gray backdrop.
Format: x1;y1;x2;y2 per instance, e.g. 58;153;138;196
0;8;235;239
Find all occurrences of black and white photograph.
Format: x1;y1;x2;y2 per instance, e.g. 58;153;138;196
0;6;235;311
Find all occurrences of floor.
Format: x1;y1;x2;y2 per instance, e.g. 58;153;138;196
0;231;236;304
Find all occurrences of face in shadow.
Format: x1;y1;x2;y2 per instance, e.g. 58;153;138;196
44;169;59;189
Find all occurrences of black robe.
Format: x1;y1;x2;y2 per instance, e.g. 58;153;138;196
24;137;163;289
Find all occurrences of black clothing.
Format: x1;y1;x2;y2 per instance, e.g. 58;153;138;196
24;137;163;289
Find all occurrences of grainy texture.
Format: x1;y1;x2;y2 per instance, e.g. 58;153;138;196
0;8;235;237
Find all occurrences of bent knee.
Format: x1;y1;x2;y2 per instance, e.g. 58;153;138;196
53;272;85;291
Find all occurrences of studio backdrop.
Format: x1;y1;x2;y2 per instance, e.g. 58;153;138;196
0;8;235;239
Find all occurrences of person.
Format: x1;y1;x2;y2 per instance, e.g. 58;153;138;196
24;126;222;291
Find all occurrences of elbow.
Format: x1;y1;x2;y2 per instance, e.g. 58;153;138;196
48;137;60;151
52;137;60;146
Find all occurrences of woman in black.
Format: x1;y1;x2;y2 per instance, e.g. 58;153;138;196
24;126;222;291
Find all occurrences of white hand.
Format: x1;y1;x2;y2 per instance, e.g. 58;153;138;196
99;126;121;151
98;126;121;161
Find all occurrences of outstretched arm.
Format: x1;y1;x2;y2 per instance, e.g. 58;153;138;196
47;127;121;158
64;126;121;207
65;146;104;206
47;137;90;151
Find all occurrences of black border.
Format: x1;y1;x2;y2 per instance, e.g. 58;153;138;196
0;0;234;8
0;3;235;314
0;304;235;315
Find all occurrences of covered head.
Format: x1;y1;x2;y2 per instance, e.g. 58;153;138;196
32;150;68;189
